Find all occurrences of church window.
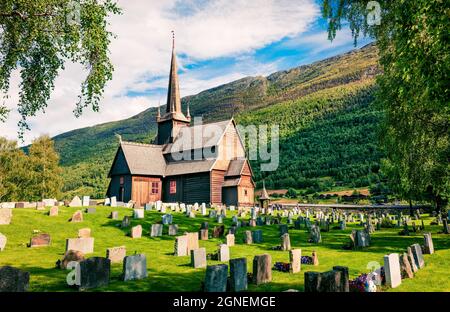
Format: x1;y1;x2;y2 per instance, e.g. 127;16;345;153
170;180;177;194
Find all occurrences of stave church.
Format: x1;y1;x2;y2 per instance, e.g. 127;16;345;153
106;37;255;207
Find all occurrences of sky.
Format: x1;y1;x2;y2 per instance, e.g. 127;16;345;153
0;0;372;145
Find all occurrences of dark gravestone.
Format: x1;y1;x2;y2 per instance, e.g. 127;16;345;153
399;253;414;279
122;254;148;281
279;224;288;236
253;254;272;285
411;244;425;269
213;225;225;238
121;216;131;228
229;258;248;292
332;266;349;292
204;264;228;292
252;230;263;243
201;222;209;230
78;257;111;290
0;266;30;292
304;270;344;292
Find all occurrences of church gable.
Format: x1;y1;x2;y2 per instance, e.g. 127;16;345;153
108;146;130;177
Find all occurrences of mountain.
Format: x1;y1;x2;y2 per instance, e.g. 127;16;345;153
54;43;382;198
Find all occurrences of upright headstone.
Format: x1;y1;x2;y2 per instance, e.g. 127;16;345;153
131;225;142;238
332;266;350;292
110;196;117;207
66;237;94;254
186;232;199;252
279;224;288;236
133;209;144;219
204;264;228;292
121;216;131;228
399;253;414;279
281;233;291;251
229;258;247;292
289;249;301;273
162;214;173;225
244;230;253;244
213;225;225;238
407;246;418;273
104;198;111;206
144;203;153;211
122;254;148;281
0;209;12;225
150;224;163;237
30;233;51;247
410;243;425;269
70;210;83;223
0;233;6;251
168;224;178;236
82;196;90;207
78;257;110;290
0;266;30;292
310;225;322;243
199;229;209;240
59;250;85;269
78;228;91;238
49;206;59;216
253;254;272;285
384;253;402;288
423;233;434;254
304;270;344;292
226;233;235;247
86;207;96;214
252;230;263;243
106;246;126;263
218;244;230;262
69;196;82;207
191;248;207;268
110;211;119;220
174;235;188;256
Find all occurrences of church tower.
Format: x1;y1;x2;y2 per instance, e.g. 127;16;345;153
156;32;191;145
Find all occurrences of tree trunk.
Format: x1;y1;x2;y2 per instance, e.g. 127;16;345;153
409;199;414;217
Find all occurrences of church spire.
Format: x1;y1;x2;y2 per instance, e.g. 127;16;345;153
186;101;191;120
166;31;182;114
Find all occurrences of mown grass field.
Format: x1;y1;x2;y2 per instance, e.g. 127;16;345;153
0;206;449;292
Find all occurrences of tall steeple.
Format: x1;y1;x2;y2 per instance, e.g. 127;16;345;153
166;31;182;115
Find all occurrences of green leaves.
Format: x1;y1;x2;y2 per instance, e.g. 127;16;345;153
0;0;121;139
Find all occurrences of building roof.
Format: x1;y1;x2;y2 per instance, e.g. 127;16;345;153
120;141;166;176
222;178;241;187
226;159;246;176
163;119;232;154
165;159;216;176
259;181;270;200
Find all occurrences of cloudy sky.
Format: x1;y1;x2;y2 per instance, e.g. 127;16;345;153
1;0;372;145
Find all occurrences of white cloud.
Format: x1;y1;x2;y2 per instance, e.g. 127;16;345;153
0;0;320;145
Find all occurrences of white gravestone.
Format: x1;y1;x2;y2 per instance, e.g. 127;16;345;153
384;253;402;288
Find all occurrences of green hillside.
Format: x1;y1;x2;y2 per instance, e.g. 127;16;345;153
54;43;382;198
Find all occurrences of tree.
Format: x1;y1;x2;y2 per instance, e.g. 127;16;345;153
322;0;450;212
28;135;63;200
0;0;121;138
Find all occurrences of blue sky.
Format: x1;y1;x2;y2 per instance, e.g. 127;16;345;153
1;0;373;144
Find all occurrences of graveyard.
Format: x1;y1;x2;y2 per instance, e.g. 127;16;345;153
1;201;449;292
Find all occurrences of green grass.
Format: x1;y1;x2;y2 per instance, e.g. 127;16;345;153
0;206;449;292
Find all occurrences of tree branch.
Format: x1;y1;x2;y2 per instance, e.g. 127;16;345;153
0;11;56;20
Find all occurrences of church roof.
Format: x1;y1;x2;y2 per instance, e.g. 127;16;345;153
119;141;166;176
226;159;247;176
165;159;216;176
163;119;233;154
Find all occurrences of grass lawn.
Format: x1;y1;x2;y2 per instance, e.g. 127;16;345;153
0;206;449;292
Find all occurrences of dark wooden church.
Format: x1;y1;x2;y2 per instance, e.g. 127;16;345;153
106;38;255;207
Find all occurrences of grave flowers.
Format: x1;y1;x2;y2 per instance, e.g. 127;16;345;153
273;262;291;272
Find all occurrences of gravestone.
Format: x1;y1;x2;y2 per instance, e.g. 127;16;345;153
201;221;209;229
106;246;126;263
191;248;207;268
410;243;425;269
252;230;263;243
150;224;163;237
174;235;188;256
332;266;350;292
162;214;173;225
133;209;144;219
122;254;148;281
144;203;153;211
244;231;253;244
121;216;131;228
384;253;402;288
82;196;90;207
209;210;217;218
168;224;178;236
66;237;94;254
110;211;119;220
249;219;256;227
229;258;247;292
104;198;110;206
279;224;288;236
69;196;82;207
399;253;414;279
218;244;230;262
213;225;225;238
339;220;346;230
88;200;97;207
310;225;321;243
199;229;209;240
423;233;434;254
0;208;12;225
78;257;110;290
253;254;272;285
312;251;319;266
204;264;228;292
155;200;162;211
78;228;91;238
188;211;196;218
226;234;235;247
186;232;199;252
70;210;83;223
281;233;291;251
0;233;6;251
407;246;418;272
30;233;51;247
304;270;344;292
110;196;117;207
289;249;301;273
356;230;370;248
217;215;223;224
0;266;30;292
86;207;96;214
59;250;85;269
131;225;142;238
49;206;59;216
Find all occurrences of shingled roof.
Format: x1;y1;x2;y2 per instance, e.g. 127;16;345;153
118;141;166;176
